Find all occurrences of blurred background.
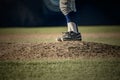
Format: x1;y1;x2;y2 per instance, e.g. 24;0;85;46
0;0;120;27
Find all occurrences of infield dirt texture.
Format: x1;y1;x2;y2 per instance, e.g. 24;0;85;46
0;41;120;60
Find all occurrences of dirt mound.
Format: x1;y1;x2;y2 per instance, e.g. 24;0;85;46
0;41;120;60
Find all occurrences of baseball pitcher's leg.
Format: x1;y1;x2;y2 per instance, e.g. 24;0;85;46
57;0;82;41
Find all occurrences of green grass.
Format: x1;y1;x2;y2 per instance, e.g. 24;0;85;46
79;26;120;46
0;59;120;80
80;25;120;33
0;27;66;34
0;26;120;45
0;26;120;34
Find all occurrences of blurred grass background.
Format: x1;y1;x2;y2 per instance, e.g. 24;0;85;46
0;59;120;80
0;26;120;46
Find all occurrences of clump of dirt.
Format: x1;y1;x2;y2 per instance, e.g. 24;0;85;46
0;41;120;60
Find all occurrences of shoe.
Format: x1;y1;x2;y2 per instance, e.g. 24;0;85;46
56;31;82;41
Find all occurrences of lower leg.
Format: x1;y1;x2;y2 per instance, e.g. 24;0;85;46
65;11;79;33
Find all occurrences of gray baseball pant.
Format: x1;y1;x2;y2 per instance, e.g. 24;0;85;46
59;0;76;15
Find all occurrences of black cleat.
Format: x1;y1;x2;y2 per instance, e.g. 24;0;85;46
56;31;82;42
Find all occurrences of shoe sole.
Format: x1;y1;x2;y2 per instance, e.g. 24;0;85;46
56;37;82;42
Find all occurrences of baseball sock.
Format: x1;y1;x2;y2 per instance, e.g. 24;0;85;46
65;11;78;33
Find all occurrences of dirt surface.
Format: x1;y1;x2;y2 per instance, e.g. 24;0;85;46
0;41;120;60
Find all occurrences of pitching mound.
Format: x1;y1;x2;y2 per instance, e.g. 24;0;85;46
0;41;120;60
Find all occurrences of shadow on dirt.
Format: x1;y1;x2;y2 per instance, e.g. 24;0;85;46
0;41;120;60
